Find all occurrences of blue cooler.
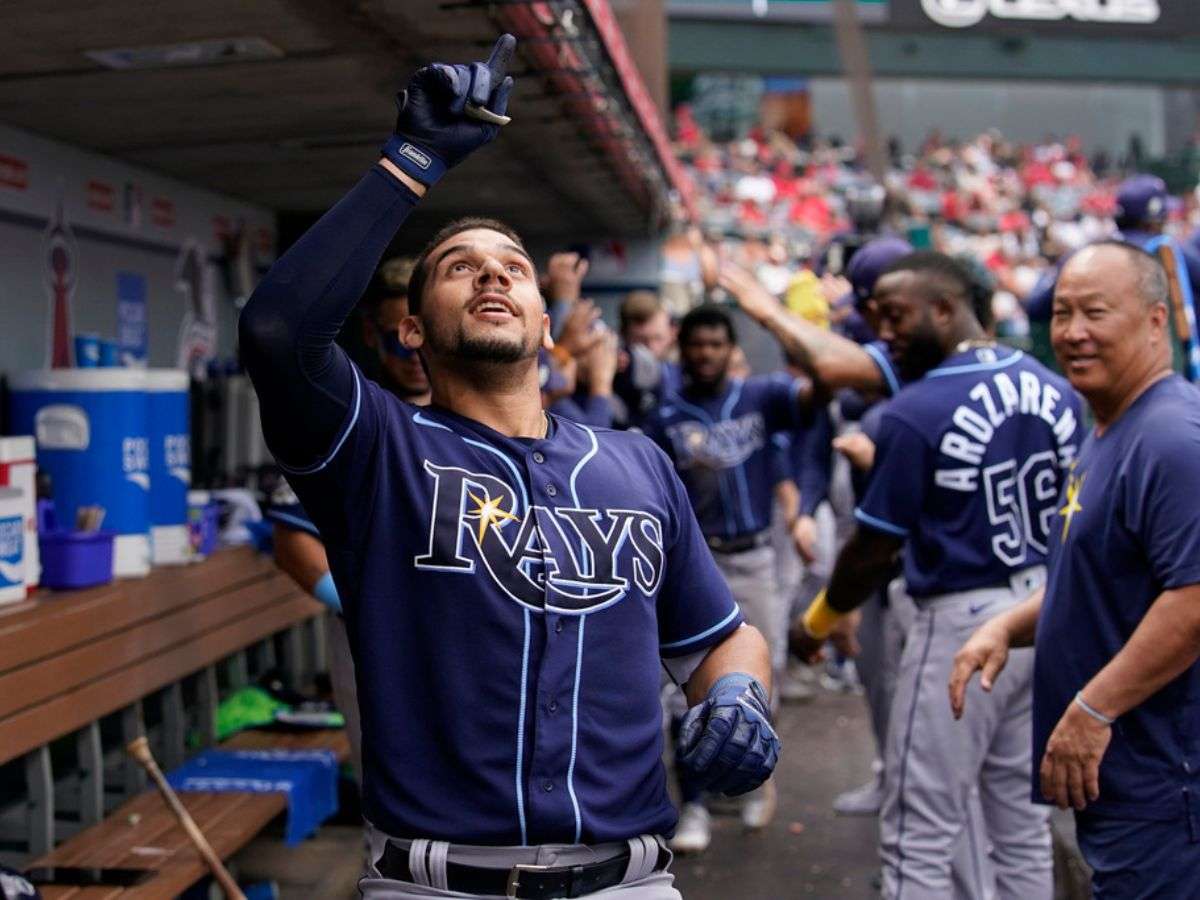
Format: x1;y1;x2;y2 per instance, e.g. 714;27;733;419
146;369;191;565
8;369;151;577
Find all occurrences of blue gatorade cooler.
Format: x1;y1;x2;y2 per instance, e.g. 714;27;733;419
146;369;191;565
8;369;151;577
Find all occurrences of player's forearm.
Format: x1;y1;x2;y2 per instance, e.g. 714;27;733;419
826;527;902;614
684;624;771;707
272;526;331;594
756;305;881;391
1077;585;1200;720
239;165;422;465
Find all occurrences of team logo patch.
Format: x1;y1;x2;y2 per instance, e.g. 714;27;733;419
414;463;665;614
398;143;432;170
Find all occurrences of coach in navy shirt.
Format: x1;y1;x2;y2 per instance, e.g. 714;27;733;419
240;36;778;899
952;241;1200;897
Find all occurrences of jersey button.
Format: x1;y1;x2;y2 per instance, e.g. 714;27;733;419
555;620;563;634
533;451;545;464
543;781;554;792
546;483;558;497
549;700;558;713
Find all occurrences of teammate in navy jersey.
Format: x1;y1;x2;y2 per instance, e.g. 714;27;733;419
952;242;1200;898
239;36;778;899
641;305;819;849
793;251;1081;899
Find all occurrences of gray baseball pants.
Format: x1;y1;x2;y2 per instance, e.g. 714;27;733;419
358;824;681;898
880;570;1052;900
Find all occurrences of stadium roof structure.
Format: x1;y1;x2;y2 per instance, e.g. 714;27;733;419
0;1;690;238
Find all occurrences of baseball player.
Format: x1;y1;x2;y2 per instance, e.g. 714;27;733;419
641;305;821;847
240;35;779;899
792;251;1082;898
951;242;1200;897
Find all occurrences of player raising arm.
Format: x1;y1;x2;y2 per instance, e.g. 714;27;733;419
239;36;777;900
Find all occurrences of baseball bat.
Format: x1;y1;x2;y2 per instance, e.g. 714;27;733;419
126;736;247;900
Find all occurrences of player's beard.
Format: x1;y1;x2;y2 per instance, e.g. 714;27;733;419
896;315;945;381
425;317;539;365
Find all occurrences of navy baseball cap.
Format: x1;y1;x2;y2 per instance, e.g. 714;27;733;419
1115;174;1169;224
845;237;914;307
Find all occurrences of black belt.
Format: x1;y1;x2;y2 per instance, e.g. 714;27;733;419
376;839;668;899
706;530;770;554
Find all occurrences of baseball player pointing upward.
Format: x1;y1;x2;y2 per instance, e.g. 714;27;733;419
240;36;778;899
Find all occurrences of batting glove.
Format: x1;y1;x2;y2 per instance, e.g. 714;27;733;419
382;33;516;187
677;672;780;797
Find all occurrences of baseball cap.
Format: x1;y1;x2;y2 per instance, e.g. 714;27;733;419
845;237;914;306
1115;174;1169;224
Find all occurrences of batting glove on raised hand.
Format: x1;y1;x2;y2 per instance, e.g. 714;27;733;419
677;672;780;797
382;33;516;187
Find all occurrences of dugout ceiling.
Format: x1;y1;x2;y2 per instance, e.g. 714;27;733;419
0;1;682;240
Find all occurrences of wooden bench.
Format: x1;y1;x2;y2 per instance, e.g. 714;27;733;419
0;547;349;897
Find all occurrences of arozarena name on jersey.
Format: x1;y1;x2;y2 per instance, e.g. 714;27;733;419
921;0;1159;29
935;368;1077;492
665;413;765;469
414;463;665;614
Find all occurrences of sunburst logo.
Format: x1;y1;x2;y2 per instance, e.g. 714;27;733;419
466;488;519;544
1058;467;1084;541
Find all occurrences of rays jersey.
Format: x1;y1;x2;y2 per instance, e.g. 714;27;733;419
855;345;1082;597
642;374;808;540
285;366;743;846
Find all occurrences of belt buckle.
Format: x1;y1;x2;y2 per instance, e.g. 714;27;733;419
507;863;552;898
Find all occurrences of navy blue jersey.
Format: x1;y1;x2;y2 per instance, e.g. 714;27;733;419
264;480;319;538
856;346;1082;597
1034;376;1200;820
286;372;743;845
863;339;904;397
769;407;833;516
642;374;807;539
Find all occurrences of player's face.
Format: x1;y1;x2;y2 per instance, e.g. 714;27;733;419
405;228;550;365
370;295;430;398
626;310;674;361
680;324;734;386
874;271;945;381
1050;246;1167;398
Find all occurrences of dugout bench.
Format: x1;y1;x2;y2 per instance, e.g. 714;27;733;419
0;547;350;898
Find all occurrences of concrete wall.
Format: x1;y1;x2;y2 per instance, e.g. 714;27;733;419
808;77;1167;157
0;123;275;379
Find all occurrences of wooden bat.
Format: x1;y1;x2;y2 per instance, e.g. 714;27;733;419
126;736;247;900
1156;242;1191;342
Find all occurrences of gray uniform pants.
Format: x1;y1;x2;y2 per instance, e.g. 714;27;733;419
359;823;681;898
712;543;781;675
880;572;1052;900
